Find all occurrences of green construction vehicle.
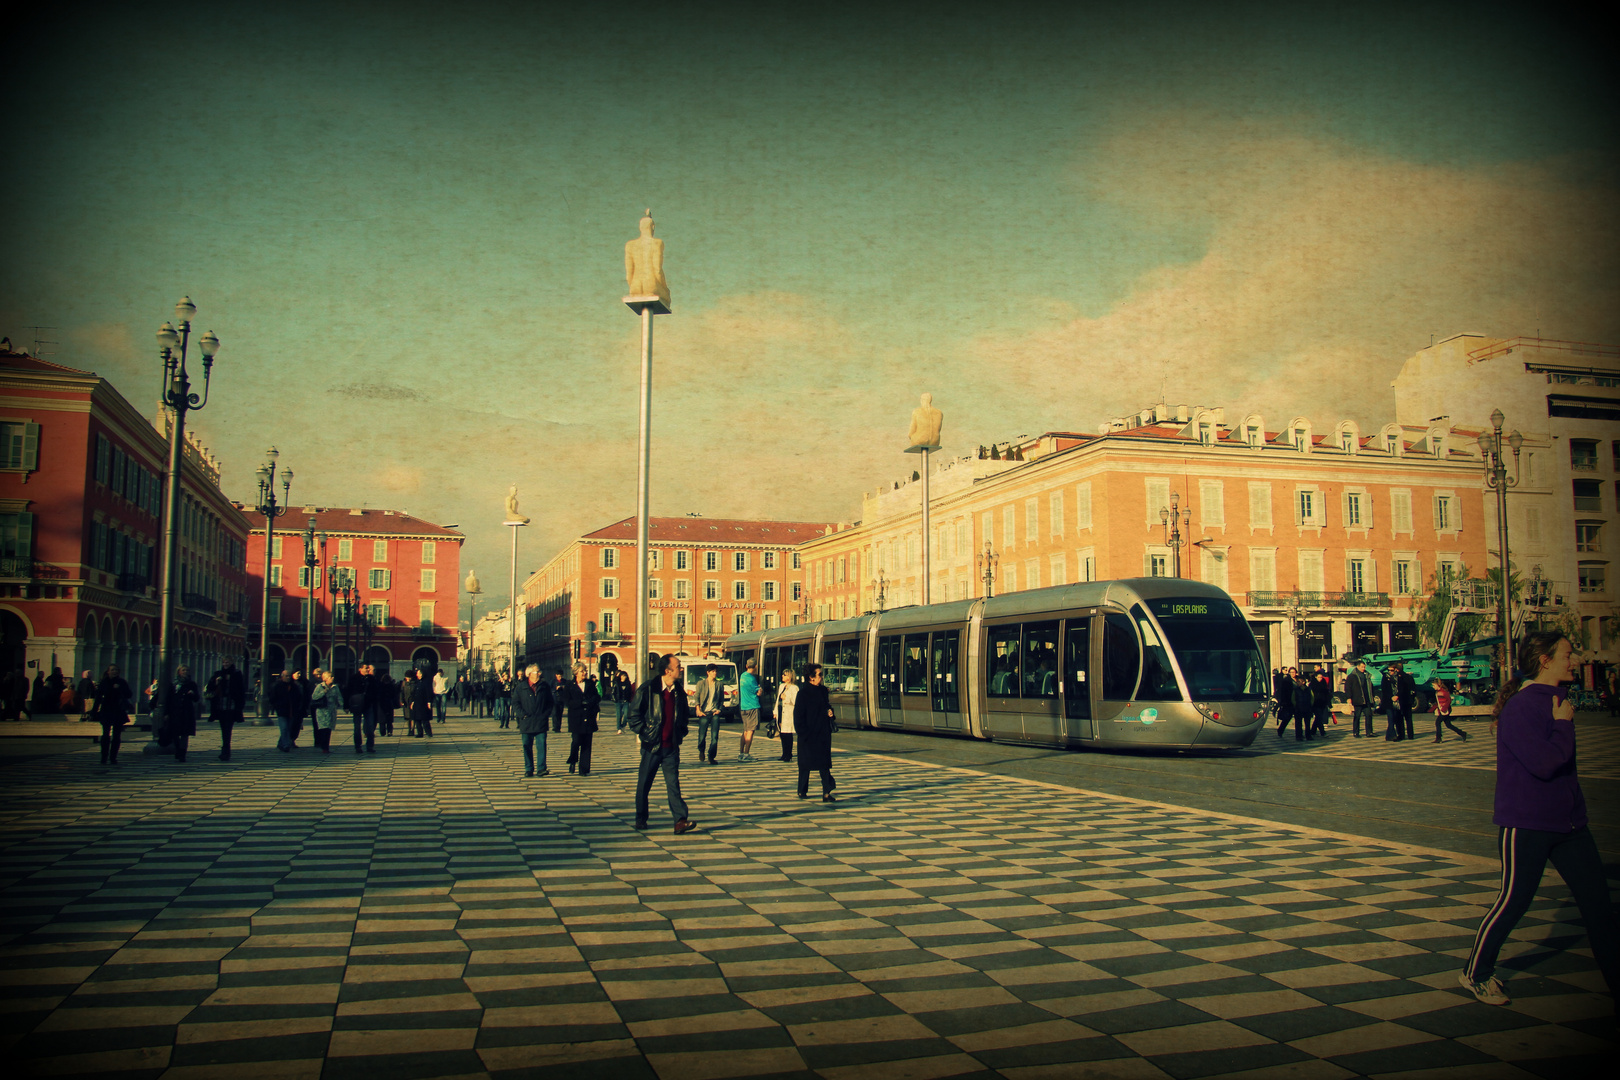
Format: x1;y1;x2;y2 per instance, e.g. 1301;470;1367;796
1351;636;1499;713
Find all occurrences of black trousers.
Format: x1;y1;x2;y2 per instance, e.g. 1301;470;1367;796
99;719;123;762
1434;712;1467;739
780;733;794;761
636;743;687;824
1275;703;1292;736
1384;707;1406;740
352;711;376;751
798;759;835;797
567;731;594;775
1465;825;1619;994
1351;705;1374;737
217;714;239;758
172;734;189;761
313;726;332;750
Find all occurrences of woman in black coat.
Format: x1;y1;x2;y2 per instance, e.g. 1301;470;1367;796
91;664;134;766
408;671;434;737
167;664;202;763
792;663;837;802
563;661;601;775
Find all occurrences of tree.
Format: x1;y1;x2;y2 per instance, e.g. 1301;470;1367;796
1414;570;1486;649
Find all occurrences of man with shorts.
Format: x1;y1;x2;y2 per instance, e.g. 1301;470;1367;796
737;657;760;762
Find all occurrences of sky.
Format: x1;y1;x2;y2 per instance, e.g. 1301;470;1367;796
3;0;1616;598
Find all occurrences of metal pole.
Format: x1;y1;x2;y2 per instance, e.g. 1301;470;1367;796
153;375;188;736
327;571;337;680
508;524;519;676
303;526;315;679
257;499;276;719
920;447;931;606
1497;463;1514;659
635;304;653;681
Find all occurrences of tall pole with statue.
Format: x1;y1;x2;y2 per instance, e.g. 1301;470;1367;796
906;394;943;606
624;210;671;682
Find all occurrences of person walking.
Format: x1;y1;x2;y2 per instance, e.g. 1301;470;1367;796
1398;663;1419;740
1310;670;1333;738
269;670;305;751
794;663;837;800
310;670;340;753
694;663;723;765
91;664;133;766
736;657;761;761
409;669;435;737
205;657;247;761
1289;670;1314;741
627;654;697;834
550;671;566;733
375;666;396;737
73;670;95;714
432;668;448;726
1460;630;1619;1011
1381;666;1403;741
563;661;601;775
1346;660;1375;738
167;664;202;763
1273;667;1295;738
512;664;553;777
401;670;419;737
1432;679;1469;742
615;671;633;732
774;667;797;761
346;662;378;754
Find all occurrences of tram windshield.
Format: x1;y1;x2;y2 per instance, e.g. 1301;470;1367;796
1145;597;1267;700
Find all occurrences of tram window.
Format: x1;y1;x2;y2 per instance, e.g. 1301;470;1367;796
877;636;902;705
791;644;810;675
763;648;780;690
902;634;929;693
1064;620;1091;719
988;624;1020;696
1102;612;1139;700
1131;604;1184;701
822;639;861;691
1022;621;1058;698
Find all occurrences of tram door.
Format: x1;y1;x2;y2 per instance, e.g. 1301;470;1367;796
930;629;962;730
877;635;902;725
1062;618;1092;742
761;647;780;718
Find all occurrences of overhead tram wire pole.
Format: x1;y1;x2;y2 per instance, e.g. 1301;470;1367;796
254;450;292;720
148;297;220;752
1160;491;1185;579
1478;409;1523;665
302;517;319;679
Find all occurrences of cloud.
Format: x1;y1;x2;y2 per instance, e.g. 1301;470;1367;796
977;113;1620;429
328;381;423;401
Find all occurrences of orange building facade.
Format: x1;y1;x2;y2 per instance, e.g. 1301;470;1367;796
242;507;463;680
523;517;831;679
1;346;250;690
800;404;1491;672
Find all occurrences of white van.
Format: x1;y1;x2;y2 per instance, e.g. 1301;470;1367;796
676;655;739;720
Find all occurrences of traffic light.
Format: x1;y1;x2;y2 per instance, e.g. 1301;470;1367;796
585;620;596;656
572;640;581;660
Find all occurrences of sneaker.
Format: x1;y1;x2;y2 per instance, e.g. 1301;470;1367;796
1458;971;1510;1006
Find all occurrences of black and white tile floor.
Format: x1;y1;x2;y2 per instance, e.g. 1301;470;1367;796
2;718;1614;1079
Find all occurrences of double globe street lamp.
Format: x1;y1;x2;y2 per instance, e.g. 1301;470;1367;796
1478;409;1524;661
151;298;219;741
254;450;292;719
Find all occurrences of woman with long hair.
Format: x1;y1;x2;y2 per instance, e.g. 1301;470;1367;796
1459;631;1618;1010
774;668;797;761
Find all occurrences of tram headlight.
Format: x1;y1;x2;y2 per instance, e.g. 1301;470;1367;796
1193;702;1221;722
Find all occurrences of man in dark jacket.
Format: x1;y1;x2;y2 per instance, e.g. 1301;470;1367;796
627;655;696;834
1346;660;1375;738
1396;665;1418;741
794;662;837;801
511;664;553;776
550;671;567;732
1310;670;1333;738
1289;671;1315;741
205;657;247;761
1273;668;1293;737
346;663;378;754
269;670;305;751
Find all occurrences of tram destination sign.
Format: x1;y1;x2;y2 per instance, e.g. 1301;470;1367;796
1148;597;1241;620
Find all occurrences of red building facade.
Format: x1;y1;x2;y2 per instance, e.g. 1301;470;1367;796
1;346;250;691
241;507;463;680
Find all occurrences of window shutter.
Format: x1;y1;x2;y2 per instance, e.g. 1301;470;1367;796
384;569;392;590
16;512;33;560
21;423;39;470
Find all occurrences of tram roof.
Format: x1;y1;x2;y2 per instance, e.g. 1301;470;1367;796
872;598;978;630
979;577;1230;620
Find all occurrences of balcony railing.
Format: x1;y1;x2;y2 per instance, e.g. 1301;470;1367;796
1574;496;1605;513
1248;590;1392;610
0;557;30;578
182;592;218;613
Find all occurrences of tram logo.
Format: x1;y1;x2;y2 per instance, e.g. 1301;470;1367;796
1139;708;1158;725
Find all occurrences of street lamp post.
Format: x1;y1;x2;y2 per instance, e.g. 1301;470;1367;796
302;517;318;678
977;543;999;599
870;572;888;613
254;450;292;719
326;565;340;680
1159;491;1184;578
464;569;481;677
150;296;220;746
1478;410;1523;662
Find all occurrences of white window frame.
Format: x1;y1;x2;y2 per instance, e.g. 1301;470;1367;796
734;551;749;572
601;547;618;568
733;580;748;601
762;580;777;601
1145;478;1171;526
1248;482;1272;530
1433;491;1459;533
647;578;662;599
675;579;691;600
1023;557;1039;590
675;550;690;571
704;579;719;601
1049;553;1066;586
420;568;436;592
1294;486;1325;527
1343;489;1369;528
421;541;435;563
600;577;619;599
1250;549;1277;593
1048;491;1064;538
1298;549;1325;593
1076;481;1093;531
1199;479;1225;528
1390;489;1414;534
338;538;352;561
705;551;719;571
1025;498;1039;541
1076;546;1096;583
1199;545;1229;591
373;540;388;561
762;551;776;570
1003;505;1016;549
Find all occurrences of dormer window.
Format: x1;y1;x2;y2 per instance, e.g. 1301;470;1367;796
1341;432;1354;452
1198;422;1213;446
1246;424;1260;446
1293;428;1308;452
1386;434;1399;454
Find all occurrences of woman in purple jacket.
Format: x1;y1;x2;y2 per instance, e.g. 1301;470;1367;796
1460;631;1619;1010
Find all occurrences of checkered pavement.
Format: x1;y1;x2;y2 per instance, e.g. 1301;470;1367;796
1250;711;1620;781
2;716;1613;1079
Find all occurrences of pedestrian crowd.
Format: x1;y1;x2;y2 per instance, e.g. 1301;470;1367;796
1272;660;1472;744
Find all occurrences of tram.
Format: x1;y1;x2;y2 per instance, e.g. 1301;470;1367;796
723;578;1268;750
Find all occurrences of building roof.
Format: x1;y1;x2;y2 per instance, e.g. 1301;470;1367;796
235;505;465;539
0;349;96;377
582;517;836;546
